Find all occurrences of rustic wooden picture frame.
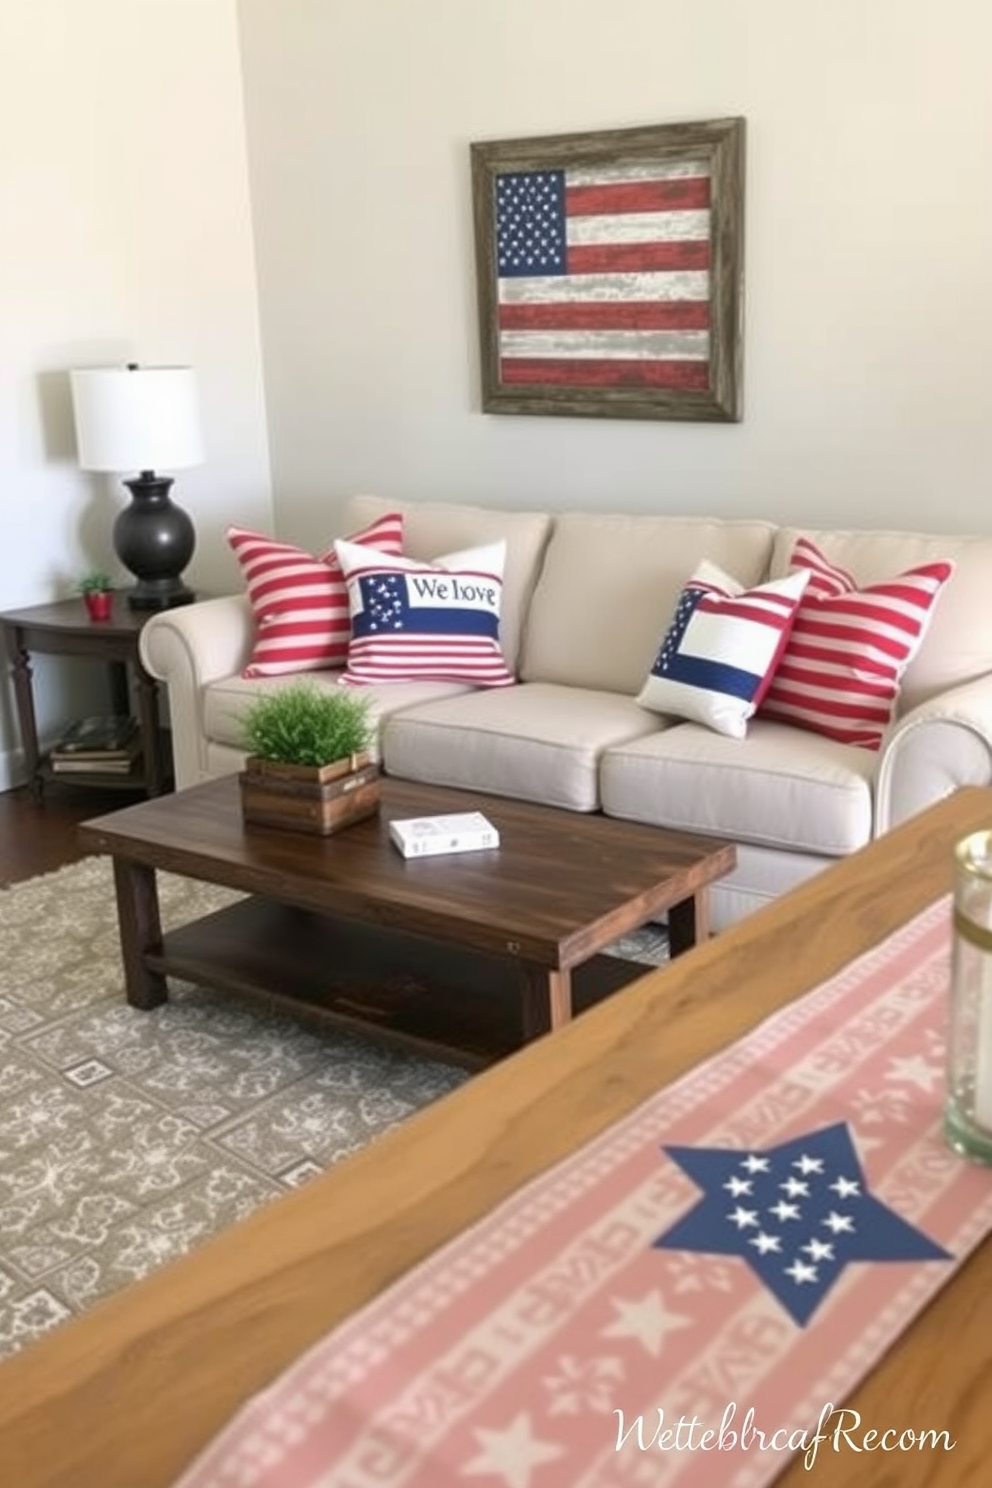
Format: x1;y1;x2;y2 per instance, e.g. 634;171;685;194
470;117;745;423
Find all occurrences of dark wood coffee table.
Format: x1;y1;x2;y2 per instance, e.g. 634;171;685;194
79;775;735;1065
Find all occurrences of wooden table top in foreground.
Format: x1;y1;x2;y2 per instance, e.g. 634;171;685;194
2;788;992;1488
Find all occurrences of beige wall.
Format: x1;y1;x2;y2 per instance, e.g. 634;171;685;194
238;0;992;555
0;0;271;786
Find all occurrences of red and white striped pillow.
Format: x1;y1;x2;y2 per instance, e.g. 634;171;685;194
758;537;953;749
228;513;404;677
333;538;515;687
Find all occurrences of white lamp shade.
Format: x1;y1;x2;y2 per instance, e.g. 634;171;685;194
70;365;204;473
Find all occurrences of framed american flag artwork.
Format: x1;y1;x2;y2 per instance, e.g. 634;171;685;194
470;117;745;422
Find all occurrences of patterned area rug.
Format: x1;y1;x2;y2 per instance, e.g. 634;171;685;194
0;857;667;1360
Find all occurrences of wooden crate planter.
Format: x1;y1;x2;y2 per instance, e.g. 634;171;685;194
239;751;381;836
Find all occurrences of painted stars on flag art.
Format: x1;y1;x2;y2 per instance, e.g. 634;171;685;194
494;160;712;391
654;1121;950;1325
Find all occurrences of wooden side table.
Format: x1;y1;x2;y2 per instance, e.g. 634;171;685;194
0;594;172;801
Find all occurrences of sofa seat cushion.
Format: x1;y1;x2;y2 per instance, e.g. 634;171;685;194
381;683;665;812
202;673;473;756
600;718;876;857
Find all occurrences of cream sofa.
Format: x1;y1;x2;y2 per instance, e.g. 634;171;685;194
140;495;992;931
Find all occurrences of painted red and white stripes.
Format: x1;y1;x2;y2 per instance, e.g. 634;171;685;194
495;159;712;391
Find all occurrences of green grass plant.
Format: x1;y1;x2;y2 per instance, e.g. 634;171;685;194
241;682;375;768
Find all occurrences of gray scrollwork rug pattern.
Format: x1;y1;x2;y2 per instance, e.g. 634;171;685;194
0;857;667;1361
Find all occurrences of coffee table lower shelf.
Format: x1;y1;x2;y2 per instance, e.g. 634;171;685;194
147;896;656;1069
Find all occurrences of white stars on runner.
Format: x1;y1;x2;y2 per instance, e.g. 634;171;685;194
600;1289;692;1357
784;1259;819;1285
741;1154;771;1174
885;1054;942;1092
463;1412;564;1488
748;1231;783;1255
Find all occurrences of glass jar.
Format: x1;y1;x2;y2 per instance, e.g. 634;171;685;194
945;830;992;1164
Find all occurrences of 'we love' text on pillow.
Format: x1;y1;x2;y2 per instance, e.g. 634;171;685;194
333;539;515;687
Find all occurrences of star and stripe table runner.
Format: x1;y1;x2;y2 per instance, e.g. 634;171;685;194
174;897;992;1488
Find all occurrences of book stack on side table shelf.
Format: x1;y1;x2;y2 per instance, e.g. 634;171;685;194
49;715;142;776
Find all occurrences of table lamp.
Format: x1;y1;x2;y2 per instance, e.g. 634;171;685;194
69;363;204;610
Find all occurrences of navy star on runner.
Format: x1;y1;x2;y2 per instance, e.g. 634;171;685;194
654;1121;951;1325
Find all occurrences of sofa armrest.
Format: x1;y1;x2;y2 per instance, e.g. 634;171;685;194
139;595;253;790
875;677;992;835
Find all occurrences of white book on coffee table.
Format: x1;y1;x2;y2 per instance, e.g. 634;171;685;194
389;811;500;858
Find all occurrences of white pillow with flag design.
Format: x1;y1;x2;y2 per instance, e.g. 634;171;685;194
334;538;515;687
637;561;811;738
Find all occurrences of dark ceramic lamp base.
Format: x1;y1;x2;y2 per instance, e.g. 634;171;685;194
115;472;197;611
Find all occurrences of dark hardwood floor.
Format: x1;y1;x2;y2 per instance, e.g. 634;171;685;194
0;782;140;887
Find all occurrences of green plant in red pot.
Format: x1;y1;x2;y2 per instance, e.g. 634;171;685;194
76;570;115;621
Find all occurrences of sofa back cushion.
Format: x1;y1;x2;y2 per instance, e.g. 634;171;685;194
519;513;777;694
769;527;992;714
342;495;552;672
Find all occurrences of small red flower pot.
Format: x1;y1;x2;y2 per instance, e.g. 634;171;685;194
83;591;113;621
